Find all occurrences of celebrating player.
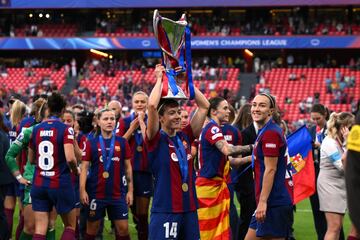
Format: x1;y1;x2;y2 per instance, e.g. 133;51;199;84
28;93;79;240
245;93;293;240
146;64;209;239
80;108;133;240
196;97;252;240
122;91;150;240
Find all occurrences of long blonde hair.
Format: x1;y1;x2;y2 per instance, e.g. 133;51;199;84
10;100;27;127
326;112;354;139
30;98;47;122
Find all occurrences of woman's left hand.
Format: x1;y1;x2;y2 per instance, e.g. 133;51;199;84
126;191;133;207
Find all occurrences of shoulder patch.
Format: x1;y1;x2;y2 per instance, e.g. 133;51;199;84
68;127;74;135
211;126;220;134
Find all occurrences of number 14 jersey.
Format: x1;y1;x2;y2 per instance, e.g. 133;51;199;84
29;118;74;189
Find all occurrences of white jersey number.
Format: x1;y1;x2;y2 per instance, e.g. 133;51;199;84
38;141;54;171
163;222;178;238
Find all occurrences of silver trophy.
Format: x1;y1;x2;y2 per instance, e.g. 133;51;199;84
153;9;194;99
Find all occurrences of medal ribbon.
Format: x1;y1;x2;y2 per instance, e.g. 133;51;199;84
161;130;188;184
185;26;195;100
252;118;273;169
130;113;144;147
99;134;116;173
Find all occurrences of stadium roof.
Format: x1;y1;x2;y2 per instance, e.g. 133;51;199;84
1;0;359;8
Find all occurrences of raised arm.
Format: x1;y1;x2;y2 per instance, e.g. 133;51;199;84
190;87;210;138
146;64;164;140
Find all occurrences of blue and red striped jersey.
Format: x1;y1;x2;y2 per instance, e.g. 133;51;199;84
147;125;197;213
123;114;149;172
253;120;293;207
18;116;36;174
198;121;227;179
221;124;243;184
30;117;74;189
114;118;126;137
82;135;131;200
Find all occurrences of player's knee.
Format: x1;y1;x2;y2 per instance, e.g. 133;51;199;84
116;222;129;235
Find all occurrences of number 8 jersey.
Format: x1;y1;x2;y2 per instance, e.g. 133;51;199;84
29;117;75;188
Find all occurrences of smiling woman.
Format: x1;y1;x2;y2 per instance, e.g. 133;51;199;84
146;64;209;240
245;93;294;240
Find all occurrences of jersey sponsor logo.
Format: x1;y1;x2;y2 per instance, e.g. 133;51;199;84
211;133;223;140
40;171;55;177
122;213;128;217
99;156;120;162
211;126;220;134
224;135;232;142
265;143;276;148
40;130;54;137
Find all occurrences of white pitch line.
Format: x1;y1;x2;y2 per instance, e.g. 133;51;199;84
236;208;312;213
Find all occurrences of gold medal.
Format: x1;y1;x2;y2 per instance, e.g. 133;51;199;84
102;171;109;179
182;183;188;192
137;146;143;152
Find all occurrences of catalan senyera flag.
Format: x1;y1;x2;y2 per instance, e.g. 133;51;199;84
195;161;231;240
287;125;316;204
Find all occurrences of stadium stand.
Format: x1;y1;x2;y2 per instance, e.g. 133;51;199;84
257;68;359;122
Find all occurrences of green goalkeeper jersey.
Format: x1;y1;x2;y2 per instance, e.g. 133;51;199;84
5;125;35;181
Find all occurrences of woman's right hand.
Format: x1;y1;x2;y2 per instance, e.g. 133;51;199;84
155;64;165;81
80;190;89;205
341;126;350;140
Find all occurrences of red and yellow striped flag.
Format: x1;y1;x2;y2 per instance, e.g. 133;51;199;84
196;162;231;240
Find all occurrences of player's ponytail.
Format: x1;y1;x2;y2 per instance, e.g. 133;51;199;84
10;100;27;127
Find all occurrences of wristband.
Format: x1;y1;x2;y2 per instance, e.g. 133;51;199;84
15;174;22;181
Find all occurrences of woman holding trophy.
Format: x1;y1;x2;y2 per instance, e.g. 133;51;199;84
146;62;209;239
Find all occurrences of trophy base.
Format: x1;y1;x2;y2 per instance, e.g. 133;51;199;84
161;83;188;100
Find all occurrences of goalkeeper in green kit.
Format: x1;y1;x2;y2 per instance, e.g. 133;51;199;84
5;101;57;240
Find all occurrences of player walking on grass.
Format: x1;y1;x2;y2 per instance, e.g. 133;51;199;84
28;93;79;240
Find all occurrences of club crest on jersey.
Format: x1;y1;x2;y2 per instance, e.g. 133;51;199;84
182;140;188;148
115;146;121;152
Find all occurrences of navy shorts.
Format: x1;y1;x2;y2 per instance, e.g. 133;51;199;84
249;205;293;238
149;211;200;240
86;198;128;222
133;171;153;197
31;185;75;214
5;182;20;197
